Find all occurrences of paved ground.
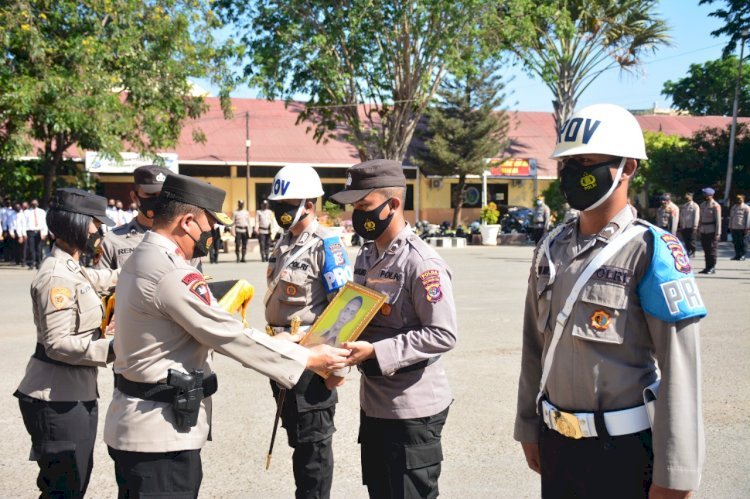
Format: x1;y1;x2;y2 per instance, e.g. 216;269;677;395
1;242;748;498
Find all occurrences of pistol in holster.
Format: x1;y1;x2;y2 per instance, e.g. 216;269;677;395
167;368;204;432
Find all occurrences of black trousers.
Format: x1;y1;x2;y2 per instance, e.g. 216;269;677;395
14;232;25;264
680;228;697;257
700;232;718;269
26;229;43;267
732;230;747;258
235;230;249;260
2;230;12;261
108;446;202;499
209;227;221;263
17;395;98;498
272;380;336;499
259;232;272;262
530;227;545;245
539;423;653;499
359;407;448;499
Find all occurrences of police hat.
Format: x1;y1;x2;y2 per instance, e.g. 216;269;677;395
160;174;233;226
54;188;115;226
702;187;715;196
134;164;171;194
329;159;406;204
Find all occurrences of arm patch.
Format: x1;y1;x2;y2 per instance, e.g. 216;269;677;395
321;236;352;294
637;227;707;322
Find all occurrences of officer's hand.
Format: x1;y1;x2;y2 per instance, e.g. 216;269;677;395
520;442;541;474
341;341;375;365
104;319;116;337
306;344;350;372
324;374;346;390
648;484;692;499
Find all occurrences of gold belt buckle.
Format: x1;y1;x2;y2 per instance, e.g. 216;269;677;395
553;410;583;439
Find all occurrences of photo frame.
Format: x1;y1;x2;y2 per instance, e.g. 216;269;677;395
300;281;387;377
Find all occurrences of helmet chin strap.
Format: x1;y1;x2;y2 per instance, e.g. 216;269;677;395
289;199;308;229
584;158;626;212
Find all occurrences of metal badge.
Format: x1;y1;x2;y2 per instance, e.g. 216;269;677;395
553;410;583;439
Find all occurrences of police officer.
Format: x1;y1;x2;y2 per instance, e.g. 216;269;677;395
265;165;352;498
530;196;552;244
96;164;171;270
655;193;679;234
729;194;750;260
233;200;252;262
330;159;457;499
14;188;119;497
103;173;349;497
698;187;721;274
256;199;274;262
679;192;700;257
515;104;705;499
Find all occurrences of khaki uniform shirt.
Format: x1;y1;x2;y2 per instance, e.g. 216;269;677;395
729;203;750;230
104;231;308;453
16;246;117;401
679;201;700;230
256;209;274;235
530;204;551;229
353;225;457;419
233;210;252;231
514;206;705;490
699;200;721;235
656;201;679;234
96;217;201;270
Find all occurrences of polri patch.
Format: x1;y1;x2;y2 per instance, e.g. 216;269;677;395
660;233;691;274
286;284;298;296
182;272;211;305
419;269;443;303
50;287;73;309
590;310;611;331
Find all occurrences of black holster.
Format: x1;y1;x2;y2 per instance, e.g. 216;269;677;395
167;368;204;432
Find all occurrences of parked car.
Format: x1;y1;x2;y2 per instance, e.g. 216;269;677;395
497;205;532;234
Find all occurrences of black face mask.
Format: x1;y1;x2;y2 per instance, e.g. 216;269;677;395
273;201;307;230
86;232;103;253
559;158;625;212
352;199;394;240
187;220;213;258
137;195;158;219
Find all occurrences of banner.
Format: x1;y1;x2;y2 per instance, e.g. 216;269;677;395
85;152;179;174
487;158;537;177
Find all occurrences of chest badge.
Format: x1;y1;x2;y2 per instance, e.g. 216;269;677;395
286;284;298;296
590;310;611;331
381;303;392;316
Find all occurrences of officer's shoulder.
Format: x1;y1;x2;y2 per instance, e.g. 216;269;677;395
404;233;446;266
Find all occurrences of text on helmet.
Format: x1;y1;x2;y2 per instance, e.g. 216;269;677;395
557;118;601;145
273;178;291;196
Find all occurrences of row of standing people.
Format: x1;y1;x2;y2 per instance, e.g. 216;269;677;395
0;198;51;269
14;160;458;499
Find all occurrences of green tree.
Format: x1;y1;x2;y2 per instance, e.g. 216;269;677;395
700;0;750;56
662;57;750;116
413;61;510;227
0;0;238;205
496;0;670;132
637;131;692;195
218;0;503;162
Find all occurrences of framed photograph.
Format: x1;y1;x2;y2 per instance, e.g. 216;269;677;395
300;282;387;376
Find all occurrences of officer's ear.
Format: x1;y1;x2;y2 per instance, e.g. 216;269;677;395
621;158;638;180
179;212;197;233
304;199;316;213
389;195;402;212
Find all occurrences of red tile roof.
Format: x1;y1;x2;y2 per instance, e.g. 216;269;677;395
58;98;749;179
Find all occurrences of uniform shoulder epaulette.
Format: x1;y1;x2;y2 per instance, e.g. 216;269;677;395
406;233;440;261
636;225;707;323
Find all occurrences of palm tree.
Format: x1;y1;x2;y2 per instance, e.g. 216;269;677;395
504;0;670;132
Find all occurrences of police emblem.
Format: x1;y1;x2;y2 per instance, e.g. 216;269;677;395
419;269;443;303
661;234;691;274
364;219;376;232
381;303;392;316
50;287;73;309
286;284;297;296
281;212;293;225
155;172;166;182
345;174;352;187
590;310;611;331
580;173;597;191
182;272;211;305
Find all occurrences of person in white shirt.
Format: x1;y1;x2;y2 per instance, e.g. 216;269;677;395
23;199;48;269
115;200;130;226
1;198;11;262
7;203;25;264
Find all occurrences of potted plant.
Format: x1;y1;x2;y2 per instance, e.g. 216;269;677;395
479;202;501;245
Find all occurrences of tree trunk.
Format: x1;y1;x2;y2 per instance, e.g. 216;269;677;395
41;135;65;207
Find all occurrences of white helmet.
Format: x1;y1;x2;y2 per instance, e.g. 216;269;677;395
550;103;647;160
267;165;324;201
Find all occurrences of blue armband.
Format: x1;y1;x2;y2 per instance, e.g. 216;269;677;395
637;227;707;322
321;236;352;293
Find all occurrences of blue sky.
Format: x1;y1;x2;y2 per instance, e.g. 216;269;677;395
204;0;735;113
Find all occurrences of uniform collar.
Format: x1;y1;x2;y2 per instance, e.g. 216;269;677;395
287;219;319;247
51;245;80;272
144;230;183;258
594;204;636;243
362;223;413;259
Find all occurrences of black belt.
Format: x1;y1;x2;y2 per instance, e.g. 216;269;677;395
358;356;440;377
114;373;218;403
33;342;88;368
